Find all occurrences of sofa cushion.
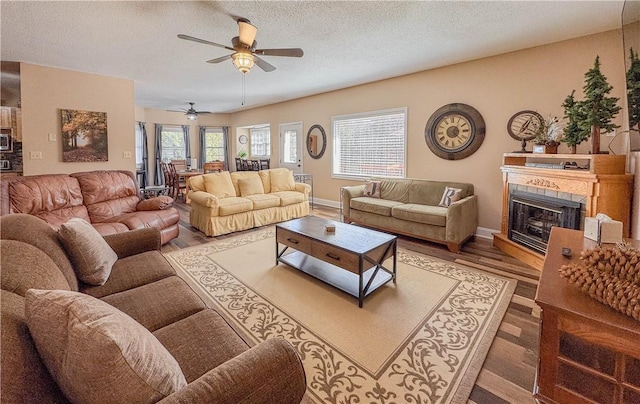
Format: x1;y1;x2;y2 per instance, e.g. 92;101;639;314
58;218;118;286
407;180;474;206
238;176;265;197
115;209;180;232
230;171;261;196
245;193;281;210
72;171;140;223
438;186;463;207
391;204;447;226
137;196;174;211
0;213;79;291
204;171;237;199
218;197;254;216
271;191;305;207
25;289;187;404
5;174;91;228
92;221;131;236
1;290;68;403
1;240;71;296
350;197;404;217
81;251;176;299
270;168;295;192
364;180;381;198
154;309;249;383
100;276;207;332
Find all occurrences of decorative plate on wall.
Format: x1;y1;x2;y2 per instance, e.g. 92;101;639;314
425;103;486;160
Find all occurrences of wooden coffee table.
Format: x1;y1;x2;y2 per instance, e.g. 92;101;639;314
276;216;397;308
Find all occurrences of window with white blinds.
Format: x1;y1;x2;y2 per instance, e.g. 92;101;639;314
332;108;406;179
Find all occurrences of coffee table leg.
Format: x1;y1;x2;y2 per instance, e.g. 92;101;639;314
393;239;397;283
359;271;363;308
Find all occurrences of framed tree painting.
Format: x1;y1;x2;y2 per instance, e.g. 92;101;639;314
61;109;108;162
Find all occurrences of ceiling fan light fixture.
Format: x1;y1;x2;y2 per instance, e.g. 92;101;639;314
186;112;197;120
232;51;255;73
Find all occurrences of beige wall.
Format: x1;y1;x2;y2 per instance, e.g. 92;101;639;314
229;29;627;232
20;63;135;175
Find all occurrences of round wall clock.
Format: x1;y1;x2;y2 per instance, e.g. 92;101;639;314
424;103;486;160
507;110;543;153
239;134;248;144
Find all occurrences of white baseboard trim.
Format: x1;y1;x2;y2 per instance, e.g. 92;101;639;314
475;226;498;240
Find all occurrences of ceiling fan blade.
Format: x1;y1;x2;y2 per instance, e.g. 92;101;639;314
196;111;212;114
177;34;234;51
206;54;232;64
255;48;304;57
253;56;276;72
238;19;257;47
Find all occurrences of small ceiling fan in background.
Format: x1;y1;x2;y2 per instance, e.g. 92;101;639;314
168;102;211;120
178;18;303;74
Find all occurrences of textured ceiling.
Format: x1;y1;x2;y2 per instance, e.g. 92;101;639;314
0;1;626;114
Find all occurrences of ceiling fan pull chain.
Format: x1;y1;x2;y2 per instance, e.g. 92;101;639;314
242;73;246;106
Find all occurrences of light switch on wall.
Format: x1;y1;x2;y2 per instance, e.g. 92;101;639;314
123;151;132;158
30;151;42;160
48;133;56;141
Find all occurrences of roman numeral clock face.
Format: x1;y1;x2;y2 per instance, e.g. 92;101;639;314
425;103;486;160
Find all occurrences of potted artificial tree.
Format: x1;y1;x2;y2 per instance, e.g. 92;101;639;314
561;90;589;154
579;56;621;154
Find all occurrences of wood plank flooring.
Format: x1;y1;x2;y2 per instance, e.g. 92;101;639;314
162;202;541;404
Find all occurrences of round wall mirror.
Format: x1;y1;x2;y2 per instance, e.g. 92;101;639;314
306;124;326;159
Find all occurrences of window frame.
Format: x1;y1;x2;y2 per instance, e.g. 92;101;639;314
160;125;186;162
250;126;271;158
331;107;407;180
203;127;226;163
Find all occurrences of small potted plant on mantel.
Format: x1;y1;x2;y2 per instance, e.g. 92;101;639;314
532;115;562;154
561;90;589;154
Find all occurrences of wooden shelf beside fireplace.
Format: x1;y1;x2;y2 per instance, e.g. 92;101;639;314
494;153;633;270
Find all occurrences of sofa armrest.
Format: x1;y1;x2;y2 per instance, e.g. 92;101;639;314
189;191;220;214
445;195;478;244
103;228;161;258
159;338;306;404
341;185;365;222
294;183;311;200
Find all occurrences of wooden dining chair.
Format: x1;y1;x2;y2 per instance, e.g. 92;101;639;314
249;159;260;171
259;158;270;170
168;163;186;200
203;161;225;173
170;159;187;171
160;162;174;197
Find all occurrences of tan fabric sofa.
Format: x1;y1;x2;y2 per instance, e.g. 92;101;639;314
189;168;310;236
0;170;180;244
1;213;306;403
342;178;478;252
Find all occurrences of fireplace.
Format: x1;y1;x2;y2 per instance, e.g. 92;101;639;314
508;191;581;255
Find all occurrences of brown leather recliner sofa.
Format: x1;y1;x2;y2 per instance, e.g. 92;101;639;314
0;170;179;244
1;213;307;403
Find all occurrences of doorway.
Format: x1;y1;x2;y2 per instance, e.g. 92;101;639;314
279;122;303;174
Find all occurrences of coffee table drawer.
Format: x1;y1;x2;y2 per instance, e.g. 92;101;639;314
311;243;359;273
277;228;312;254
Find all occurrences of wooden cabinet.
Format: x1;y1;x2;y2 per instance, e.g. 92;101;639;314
535;227;640;403
0;107;11;128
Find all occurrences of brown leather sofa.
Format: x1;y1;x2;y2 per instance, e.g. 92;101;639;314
1;214;307;403
0;170;179;244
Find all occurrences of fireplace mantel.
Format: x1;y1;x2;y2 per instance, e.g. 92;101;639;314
494;153;633;269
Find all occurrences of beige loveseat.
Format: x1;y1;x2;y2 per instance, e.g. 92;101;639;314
1;213;306;403
342;178;477;252
188;168;310;236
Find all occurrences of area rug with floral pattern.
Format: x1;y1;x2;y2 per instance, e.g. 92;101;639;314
164;227;516;404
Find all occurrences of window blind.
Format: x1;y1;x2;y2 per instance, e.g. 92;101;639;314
332;108;406;179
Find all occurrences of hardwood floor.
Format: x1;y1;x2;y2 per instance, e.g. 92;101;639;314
162;201;541;404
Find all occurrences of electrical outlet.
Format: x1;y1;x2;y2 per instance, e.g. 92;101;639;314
48;133;56;141
30;151;42;160
123;151;132;158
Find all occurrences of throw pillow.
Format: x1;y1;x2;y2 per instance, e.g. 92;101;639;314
438;187;463;207
203;171;237;199
238;176;265;197
58;218;118;286
270;168;296;192
25;289;187;404
364;180;381;198
137;195;174;211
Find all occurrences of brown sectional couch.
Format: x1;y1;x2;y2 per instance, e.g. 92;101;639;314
1;213;306;403
1;170;180;244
